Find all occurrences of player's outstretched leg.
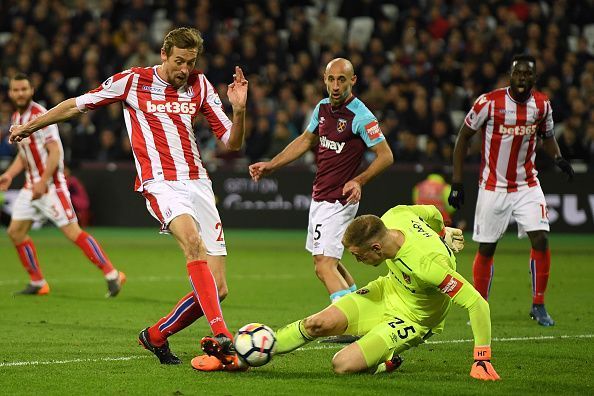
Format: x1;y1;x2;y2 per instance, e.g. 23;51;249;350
13;238;50;296
138;328;182;365
62;224;126;297
529;247;554;326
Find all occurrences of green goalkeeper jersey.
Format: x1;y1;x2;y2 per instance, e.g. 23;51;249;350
380;205;491;345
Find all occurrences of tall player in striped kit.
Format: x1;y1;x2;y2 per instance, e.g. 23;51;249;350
9;28;249;368
0;73;126;297
448;55;574;326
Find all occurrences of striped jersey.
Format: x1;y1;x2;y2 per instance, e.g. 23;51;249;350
75;66;232;191
11;101;66;190
464;87;554;192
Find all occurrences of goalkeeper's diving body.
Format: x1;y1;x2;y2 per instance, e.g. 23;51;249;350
275;204;501;380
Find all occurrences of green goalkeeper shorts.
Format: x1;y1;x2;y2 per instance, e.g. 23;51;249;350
333;276;439;368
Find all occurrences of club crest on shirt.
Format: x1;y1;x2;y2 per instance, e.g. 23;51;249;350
337;118;347;133
186;86;194;98
356;288;369;295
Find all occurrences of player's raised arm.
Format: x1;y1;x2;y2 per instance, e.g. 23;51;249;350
226;66;249;151
248;131;318;182
9;98;81;143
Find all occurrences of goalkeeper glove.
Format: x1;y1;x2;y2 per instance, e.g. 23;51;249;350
470;346;501;381
447;183;464;209
440;227;465;253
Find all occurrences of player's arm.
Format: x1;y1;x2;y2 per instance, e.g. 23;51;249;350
542;137;575;182
248;131;318;181
31;140;61;200
451;123;477;184
419;256;500;380
449;94;489;209
352;140;393;186
0;155;26;191
9;98;80;143
225;66;248;151
406;205;464;252
344;140;393;204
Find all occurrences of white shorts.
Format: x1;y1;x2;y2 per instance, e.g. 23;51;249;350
11;185;77;228
306;200;359;259
142;179;227;256
473;186;550;243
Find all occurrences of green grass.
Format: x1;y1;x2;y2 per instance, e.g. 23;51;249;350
0;229;592;395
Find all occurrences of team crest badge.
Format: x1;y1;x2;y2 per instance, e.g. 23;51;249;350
186;86;194;98
337;118;347;133
356;288;369;295
402;272;411;284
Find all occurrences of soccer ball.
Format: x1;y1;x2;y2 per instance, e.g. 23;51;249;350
234;323;277;367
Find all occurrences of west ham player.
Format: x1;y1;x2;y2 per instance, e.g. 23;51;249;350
448;54;574;326
255;206;499;380
9;28;249;367
248;58;393;338
0;73;126;297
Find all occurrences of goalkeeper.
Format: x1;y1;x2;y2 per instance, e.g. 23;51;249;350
275;204;500;380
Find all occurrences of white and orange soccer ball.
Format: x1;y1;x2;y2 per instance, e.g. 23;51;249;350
234;323;277;367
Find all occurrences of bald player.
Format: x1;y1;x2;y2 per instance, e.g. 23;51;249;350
249;58;393;336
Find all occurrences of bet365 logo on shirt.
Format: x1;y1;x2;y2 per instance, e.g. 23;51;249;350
145;100;198;115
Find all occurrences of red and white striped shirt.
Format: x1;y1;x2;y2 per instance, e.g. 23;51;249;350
464;87;554;192
75;66;232;191
11;101;66;190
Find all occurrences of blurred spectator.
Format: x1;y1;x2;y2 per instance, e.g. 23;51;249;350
0;0;590;173
96;129;121;162
413;173;457;227
64;165;91;227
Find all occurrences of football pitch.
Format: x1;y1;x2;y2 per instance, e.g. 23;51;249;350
0;228;592;395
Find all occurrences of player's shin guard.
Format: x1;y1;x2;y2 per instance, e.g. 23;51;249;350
15;239;44;282
148;291;204;346
530;248;550;305
275;320;314;354
74;231;115;275
472;252;494;300
187;260;232;339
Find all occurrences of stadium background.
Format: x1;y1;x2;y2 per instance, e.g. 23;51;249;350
0;0;593;229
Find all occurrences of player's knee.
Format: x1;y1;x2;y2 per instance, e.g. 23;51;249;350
182;234;205;259
217;285;228;301
303;314;334;337
478;243;497;257
313;257;336;279
529;231;548;251
331;351;362;374
7;226;25;244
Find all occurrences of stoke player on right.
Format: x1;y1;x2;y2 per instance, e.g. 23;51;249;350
448;54;574;326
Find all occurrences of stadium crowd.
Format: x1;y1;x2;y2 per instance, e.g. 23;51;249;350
0;0;593;172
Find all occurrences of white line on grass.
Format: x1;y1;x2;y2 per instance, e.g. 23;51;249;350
1;334;592;368
0;273;302;287
298;333;594;351
0;355;149;367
